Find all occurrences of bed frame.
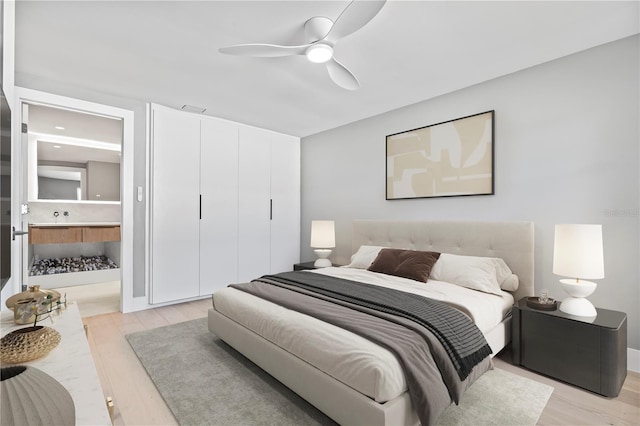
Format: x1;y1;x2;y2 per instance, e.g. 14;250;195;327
208;220;534;426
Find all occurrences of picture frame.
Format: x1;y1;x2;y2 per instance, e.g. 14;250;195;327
386;110;494;200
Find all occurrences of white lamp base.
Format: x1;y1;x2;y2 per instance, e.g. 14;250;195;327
313;249;332;268
559;279;597;317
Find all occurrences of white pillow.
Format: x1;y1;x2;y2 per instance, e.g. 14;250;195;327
430;253;515;296
345;245;386;269
500;274;519;292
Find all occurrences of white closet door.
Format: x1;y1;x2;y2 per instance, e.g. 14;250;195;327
270;134;300;273
150;105;201;304
200;118;239;294
238;126;271;282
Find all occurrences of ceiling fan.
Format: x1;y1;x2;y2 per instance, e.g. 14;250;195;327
219;0;387;91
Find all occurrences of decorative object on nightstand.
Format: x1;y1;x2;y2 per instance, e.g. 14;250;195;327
1;365;75;426
0;326;61;364
512;298;626;397
310;220;335;268
553;224;604;317
525;296;557;311
6;286;62;324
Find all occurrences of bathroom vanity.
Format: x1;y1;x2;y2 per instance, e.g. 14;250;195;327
29;223;121;244
27;222;121;289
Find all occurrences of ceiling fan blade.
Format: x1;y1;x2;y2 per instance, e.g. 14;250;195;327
324;0;387;43
326;58;360;91
219;43;310;58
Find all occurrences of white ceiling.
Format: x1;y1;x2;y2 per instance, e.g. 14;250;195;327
15;1;639;138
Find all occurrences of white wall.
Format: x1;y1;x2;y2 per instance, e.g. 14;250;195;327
301;35;639;350
29;201;120;224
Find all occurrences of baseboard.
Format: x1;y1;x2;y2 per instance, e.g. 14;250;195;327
125;293;211;314
628;348;640;373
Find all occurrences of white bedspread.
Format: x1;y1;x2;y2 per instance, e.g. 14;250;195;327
312;267;514;333
212;267;513;403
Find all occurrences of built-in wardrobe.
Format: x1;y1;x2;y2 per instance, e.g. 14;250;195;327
149;104;300;304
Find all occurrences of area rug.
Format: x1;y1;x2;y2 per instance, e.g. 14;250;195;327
126;318;553;426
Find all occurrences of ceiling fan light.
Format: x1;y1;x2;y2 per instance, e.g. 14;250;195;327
306;43;333;63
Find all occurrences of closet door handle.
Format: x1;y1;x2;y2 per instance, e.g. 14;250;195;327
270;199;273;221
199;195;202;220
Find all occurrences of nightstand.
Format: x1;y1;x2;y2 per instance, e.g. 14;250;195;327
293;261;320;271
512;297;627;397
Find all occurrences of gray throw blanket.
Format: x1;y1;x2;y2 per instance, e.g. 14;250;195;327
230;271;493;425
263;271;491;379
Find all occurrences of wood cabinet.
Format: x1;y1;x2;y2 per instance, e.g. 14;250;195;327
27;224;121;289
82;226;121;243
149;104;300;304
29;225;120;244
29;226;82;244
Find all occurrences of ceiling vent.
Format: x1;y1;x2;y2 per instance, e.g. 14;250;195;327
181;104;207;114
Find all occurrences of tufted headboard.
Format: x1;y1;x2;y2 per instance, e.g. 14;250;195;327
352;220;535;302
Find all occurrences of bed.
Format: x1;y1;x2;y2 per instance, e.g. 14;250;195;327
208;220;534;425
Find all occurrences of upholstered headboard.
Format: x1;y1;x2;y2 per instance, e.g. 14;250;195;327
352;220;535;302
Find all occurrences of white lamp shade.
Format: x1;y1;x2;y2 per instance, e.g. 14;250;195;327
553;224;604;279
310;220;335;248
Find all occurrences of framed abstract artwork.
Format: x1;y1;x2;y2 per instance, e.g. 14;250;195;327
386;110;494;200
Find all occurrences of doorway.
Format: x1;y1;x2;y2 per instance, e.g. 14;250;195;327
13;87;134;315
26;102;122;316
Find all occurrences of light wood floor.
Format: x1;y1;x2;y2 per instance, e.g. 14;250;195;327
83;300;640;426
56;281;120;318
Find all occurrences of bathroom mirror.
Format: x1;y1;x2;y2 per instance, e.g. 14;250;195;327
27;103;123;202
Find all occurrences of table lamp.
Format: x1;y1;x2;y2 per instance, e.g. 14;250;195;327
310;220;335;268
552;224;604;317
